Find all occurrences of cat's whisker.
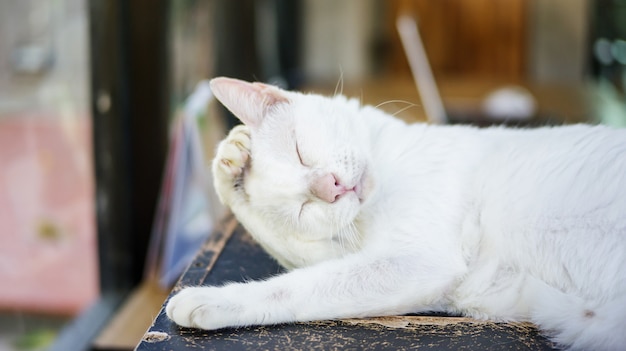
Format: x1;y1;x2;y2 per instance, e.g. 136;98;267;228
334;68;344;96
333;224;346;253
374;99;420;109
374;100;422;118
345;226;356;252
347;222;361;251
391;104;420;118
336;221;360;254
336;230;346;254
334;222;353;255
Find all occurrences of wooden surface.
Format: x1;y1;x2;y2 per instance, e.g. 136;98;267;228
93;280;170;350
136;215;559;351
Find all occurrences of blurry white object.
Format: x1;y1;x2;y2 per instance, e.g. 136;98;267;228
12;44;54;74
184;80;213;119
483;86;537;121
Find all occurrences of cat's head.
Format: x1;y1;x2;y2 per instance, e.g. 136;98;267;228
211;77;375;248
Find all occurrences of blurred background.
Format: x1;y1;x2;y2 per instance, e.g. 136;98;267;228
0;0;625;350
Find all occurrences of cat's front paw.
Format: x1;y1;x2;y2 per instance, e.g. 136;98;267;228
215;125;251;177
166;287;238;330
212;125;251;204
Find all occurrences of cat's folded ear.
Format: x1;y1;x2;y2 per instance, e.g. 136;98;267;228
210;77;290;128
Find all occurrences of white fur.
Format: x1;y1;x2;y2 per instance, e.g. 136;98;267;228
167;78;626;350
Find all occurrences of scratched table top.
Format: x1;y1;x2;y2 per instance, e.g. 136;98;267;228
136;215;558;351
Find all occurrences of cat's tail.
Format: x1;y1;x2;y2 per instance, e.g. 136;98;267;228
530;282;626;351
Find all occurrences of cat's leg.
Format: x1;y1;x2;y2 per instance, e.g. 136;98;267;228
166;253;462;330
212;125;251;205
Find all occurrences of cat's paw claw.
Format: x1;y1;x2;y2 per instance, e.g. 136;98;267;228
213;125;253;204
217;143;249;176
215;125;251;178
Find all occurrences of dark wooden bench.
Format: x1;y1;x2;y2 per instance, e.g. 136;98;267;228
136;214;558;350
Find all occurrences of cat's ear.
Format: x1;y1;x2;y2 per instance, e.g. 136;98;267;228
210;77;290;128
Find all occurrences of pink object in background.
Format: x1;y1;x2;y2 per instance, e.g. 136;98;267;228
0;114;98;315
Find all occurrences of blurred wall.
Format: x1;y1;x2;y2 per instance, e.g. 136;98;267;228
528;0;590;83
300;0;591;84
302;0;377;83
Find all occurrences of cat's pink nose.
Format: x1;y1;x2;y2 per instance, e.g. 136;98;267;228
311;173;351;203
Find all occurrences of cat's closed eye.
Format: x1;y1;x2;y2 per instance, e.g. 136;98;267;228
296;141;307;167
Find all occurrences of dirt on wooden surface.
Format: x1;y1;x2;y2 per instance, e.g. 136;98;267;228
137;215;558;351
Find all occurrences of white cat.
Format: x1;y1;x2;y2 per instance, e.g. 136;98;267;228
166;77;626;350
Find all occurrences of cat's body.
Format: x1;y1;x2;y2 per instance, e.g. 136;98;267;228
167;78;626;350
